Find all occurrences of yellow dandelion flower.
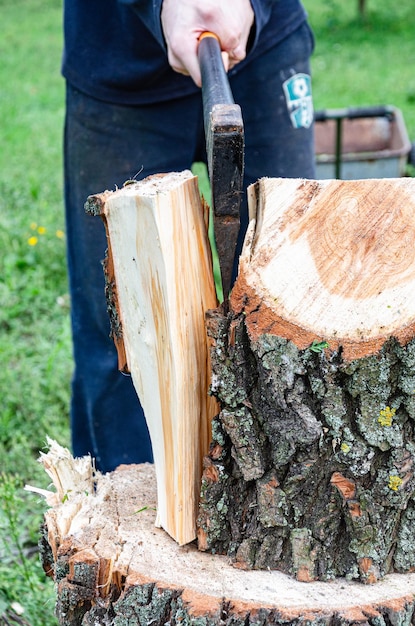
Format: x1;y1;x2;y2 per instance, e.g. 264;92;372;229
37;226;47;235
388;475;402;491
27;236;38;246
30;222;37;230
378;406;396;427
56;229;65;239
340;442;350;454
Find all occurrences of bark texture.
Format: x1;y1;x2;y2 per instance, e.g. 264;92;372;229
197;177;415;582
31;441;415;626
198;312;415;583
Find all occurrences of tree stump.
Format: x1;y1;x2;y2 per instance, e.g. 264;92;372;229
31;175;415;623
198;177;415;584
31;441;415;626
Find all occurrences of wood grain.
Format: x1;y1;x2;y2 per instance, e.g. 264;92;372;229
85;171;219;545
33;444;415;625
233;177;415;360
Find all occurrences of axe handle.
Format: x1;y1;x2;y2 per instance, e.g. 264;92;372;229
198;32;234;136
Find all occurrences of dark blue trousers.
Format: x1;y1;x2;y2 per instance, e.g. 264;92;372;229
64;23;315;473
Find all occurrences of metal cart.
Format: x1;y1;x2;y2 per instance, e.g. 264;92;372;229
314;105;412;179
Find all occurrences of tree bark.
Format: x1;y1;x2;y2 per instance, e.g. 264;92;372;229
63;174;415;588
198;177;415;583
31;440;415;626
84;171;219;546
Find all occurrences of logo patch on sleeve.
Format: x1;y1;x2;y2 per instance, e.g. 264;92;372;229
282;73;313;129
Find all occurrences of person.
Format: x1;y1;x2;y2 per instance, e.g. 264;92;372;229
62;0;316;473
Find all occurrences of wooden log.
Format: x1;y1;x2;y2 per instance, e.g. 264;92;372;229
30;440;415;626
84;171;219;546
199;177;415;583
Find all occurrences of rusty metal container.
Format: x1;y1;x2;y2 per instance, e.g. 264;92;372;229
315;106;411;179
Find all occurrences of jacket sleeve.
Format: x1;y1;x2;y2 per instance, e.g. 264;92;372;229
118;0;277;54
118;0;166;50
249;0;276;41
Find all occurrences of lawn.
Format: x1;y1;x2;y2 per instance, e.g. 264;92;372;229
0;0;414;624
305;0;415;138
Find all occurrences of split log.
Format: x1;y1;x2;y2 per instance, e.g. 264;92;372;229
198;177;415;583
85;171;219;546
31;440;415;626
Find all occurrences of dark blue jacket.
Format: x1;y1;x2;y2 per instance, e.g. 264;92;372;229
63;0;307;105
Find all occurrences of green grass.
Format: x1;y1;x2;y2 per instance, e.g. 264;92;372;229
305;0;415;138
0;1;69;624
0;0;414;624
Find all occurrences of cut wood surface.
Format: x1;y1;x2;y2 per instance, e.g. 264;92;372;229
199;177;415;582
241;177;415;361
85;171;219;545
31;441;415;626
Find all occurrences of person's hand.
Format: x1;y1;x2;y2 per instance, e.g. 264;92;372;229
160;0;254;87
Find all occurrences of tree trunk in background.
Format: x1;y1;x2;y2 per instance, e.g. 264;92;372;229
358;0;366;17
198;177;415;583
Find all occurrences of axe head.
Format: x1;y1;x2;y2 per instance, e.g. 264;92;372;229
207;103;244;303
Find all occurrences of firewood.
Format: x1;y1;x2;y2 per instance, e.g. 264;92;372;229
85;171;219;545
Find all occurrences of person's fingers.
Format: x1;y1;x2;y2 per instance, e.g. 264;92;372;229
221;51;230;73
167;43;202;86
161;0;254;86
231;43;247;62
